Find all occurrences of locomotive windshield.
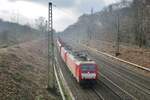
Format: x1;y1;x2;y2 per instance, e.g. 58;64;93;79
81;64;95;71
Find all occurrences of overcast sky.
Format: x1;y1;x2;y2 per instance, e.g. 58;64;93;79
0;0;120;31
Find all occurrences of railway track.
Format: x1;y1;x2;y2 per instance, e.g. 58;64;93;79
99;73;137;100
99;58;150;93
86;46;150;100
55;47;121;100
91;54;150;100
54;64;66;100
62;40;150;100
92;88;105;100
56;51;102;100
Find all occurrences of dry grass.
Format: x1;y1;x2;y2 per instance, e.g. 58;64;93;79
87;40;150;68
0;39;60;100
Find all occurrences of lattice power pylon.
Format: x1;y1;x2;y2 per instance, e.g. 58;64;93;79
47;2;55;90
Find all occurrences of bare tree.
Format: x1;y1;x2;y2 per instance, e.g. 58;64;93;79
35;17;47;32
132;0;147;47
1;30;9;44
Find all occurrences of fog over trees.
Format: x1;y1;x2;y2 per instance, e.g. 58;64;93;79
62;0;150;48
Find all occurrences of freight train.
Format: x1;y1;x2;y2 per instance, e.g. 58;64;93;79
56;38;98;84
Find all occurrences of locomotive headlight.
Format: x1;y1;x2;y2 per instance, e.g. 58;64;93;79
81;73;96;79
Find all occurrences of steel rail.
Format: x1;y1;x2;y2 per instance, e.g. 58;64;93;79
54;64;66;100
81;44;150;72
99;72;138;100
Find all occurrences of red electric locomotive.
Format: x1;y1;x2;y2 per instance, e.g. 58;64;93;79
57;38;98;84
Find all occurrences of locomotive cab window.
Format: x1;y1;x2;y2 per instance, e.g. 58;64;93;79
81;64;95;71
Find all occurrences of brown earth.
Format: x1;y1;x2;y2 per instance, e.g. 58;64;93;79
0;39;60;100
85;40;150;68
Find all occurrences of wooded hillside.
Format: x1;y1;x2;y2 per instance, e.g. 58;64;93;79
0;19;43;48
62;0;150;48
